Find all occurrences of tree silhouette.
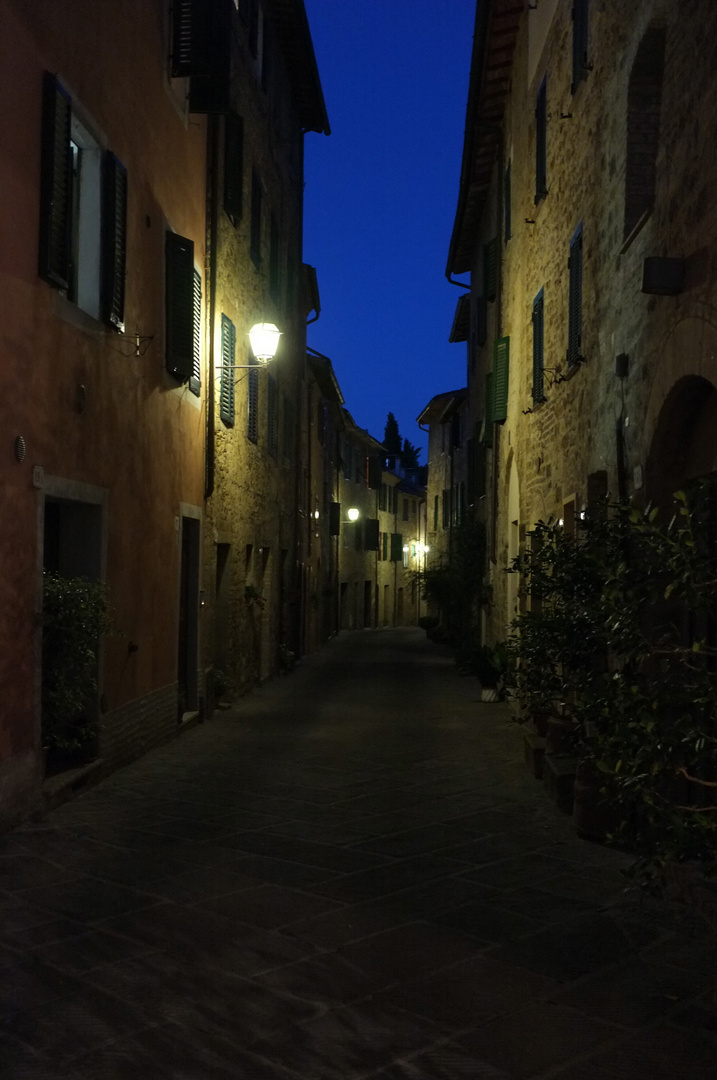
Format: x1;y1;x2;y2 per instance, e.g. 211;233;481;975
400;437;420;469
383;412;402;455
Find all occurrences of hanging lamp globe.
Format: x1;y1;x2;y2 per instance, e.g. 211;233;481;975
248;323;282;363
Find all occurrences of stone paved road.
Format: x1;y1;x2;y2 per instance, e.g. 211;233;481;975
1;628;716;1078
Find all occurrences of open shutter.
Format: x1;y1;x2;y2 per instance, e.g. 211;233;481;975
382;531;388;560
39;73;72;290
219;314;235;426
190;269;202;396
329;502;340;536
484;238;498;302
173;0;233;113
223;113;244;225
171;0;193;76
567;224;583;367
390;533;403;562
532;289;545;403
165;232;195;382
100;152;127;332
492;336;510;422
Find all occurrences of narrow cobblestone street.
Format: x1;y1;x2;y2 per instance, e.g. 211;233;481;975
1;628;716;1078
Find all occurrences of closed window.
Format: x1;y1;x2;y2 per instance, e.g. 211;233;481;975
535;77;547;203
492;336;510;422
39;73;127;329
269;212;280;301
572;0;590;93
250;168;262;267
567;224;583;368
532;288;545;404
624;28;665;242
267;374;278;457
224;113;244;226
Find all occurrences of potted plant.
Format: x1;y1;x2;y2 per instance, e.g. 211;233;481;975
41;571;111;774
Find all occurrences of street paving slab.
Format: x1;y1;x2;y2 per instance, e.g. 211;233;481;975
1;627;715;1078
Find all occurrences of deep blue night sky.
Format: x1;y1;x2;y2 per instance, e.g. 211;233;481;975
302;0;476;459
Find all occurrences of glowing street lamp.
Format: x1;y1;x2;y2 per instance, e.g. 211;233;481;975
248;322;282;363
347;507;360;522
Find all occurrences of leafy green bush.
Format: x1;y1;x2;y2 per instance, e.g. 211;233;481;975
42;572;110;756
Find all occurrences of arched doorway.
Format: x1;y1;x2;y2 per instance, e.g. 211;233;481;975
645;376;717;505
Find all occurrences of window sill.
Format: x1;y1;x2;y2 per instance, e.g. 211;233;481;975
52;292;105;338
620;208;652;254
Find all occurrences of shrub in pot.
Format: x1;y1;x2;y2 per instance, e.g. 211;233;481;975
42;572;111;773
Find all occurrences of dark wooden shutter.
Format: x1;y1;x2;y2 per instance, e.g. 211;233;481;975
390;533;403;562
532;289;545;403
474;296;487;347
250;169;262;266
504;160;512;242
171;0;193;76
165;232;195;382
365;518;379;551
329;502;340;536
567;224;583;368
219;314;235;426
223;113;244;226
269;213;279;301
39;73;72;290
482;373;494;448
535;77;547;203
267;374;278;456
572;0;590;93
492;336;510;422
382;531;388;559
100;152;127;332
172;0;233;113
247;361;259;443
190;269;202;396
484;237;498;302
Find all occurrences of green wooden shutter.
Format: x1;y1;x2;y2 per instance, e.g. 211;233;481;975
223;113;244;226
171;0;193;76
382;531;388;560
219;314;235;426
390;533;403;562
190;269;202;397
532;289;544;403
39;73;72;290
100;152;128;332
165;232;195;382
172;0;232;113
567;224;583;368
492;336;510;422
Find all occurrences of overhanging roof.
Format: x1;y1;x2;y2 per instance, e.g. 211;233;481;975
447;0;525;276
270;0;330;135
417;388;468;428
307;352;344;405
449;293;471;343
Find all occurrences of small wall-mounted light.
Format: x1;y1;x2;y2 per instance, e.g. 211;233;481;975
314;510;320;520
402;545;410;553
248;322;282;363
347;508;360;522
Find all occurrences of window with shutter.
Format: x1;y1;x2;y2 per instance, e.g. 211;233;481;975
219;314;235;425
39;74;72;290
39;74;128;330
247;359;259;443
267;374;278;456
624;29;665;242
100;153;127;332
484;238;498;302
492;336;510;422
382;531;389;560
504;160;512;242
572;0;590;94
567;224;583;368
190;269;201;396
532;289;545;403
171;0;232;114
329;502;340;536
535;77;547;203
365;519;379;551
165;232;195;382
223;113;244;226
250;169;262;267
390;533;403;562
